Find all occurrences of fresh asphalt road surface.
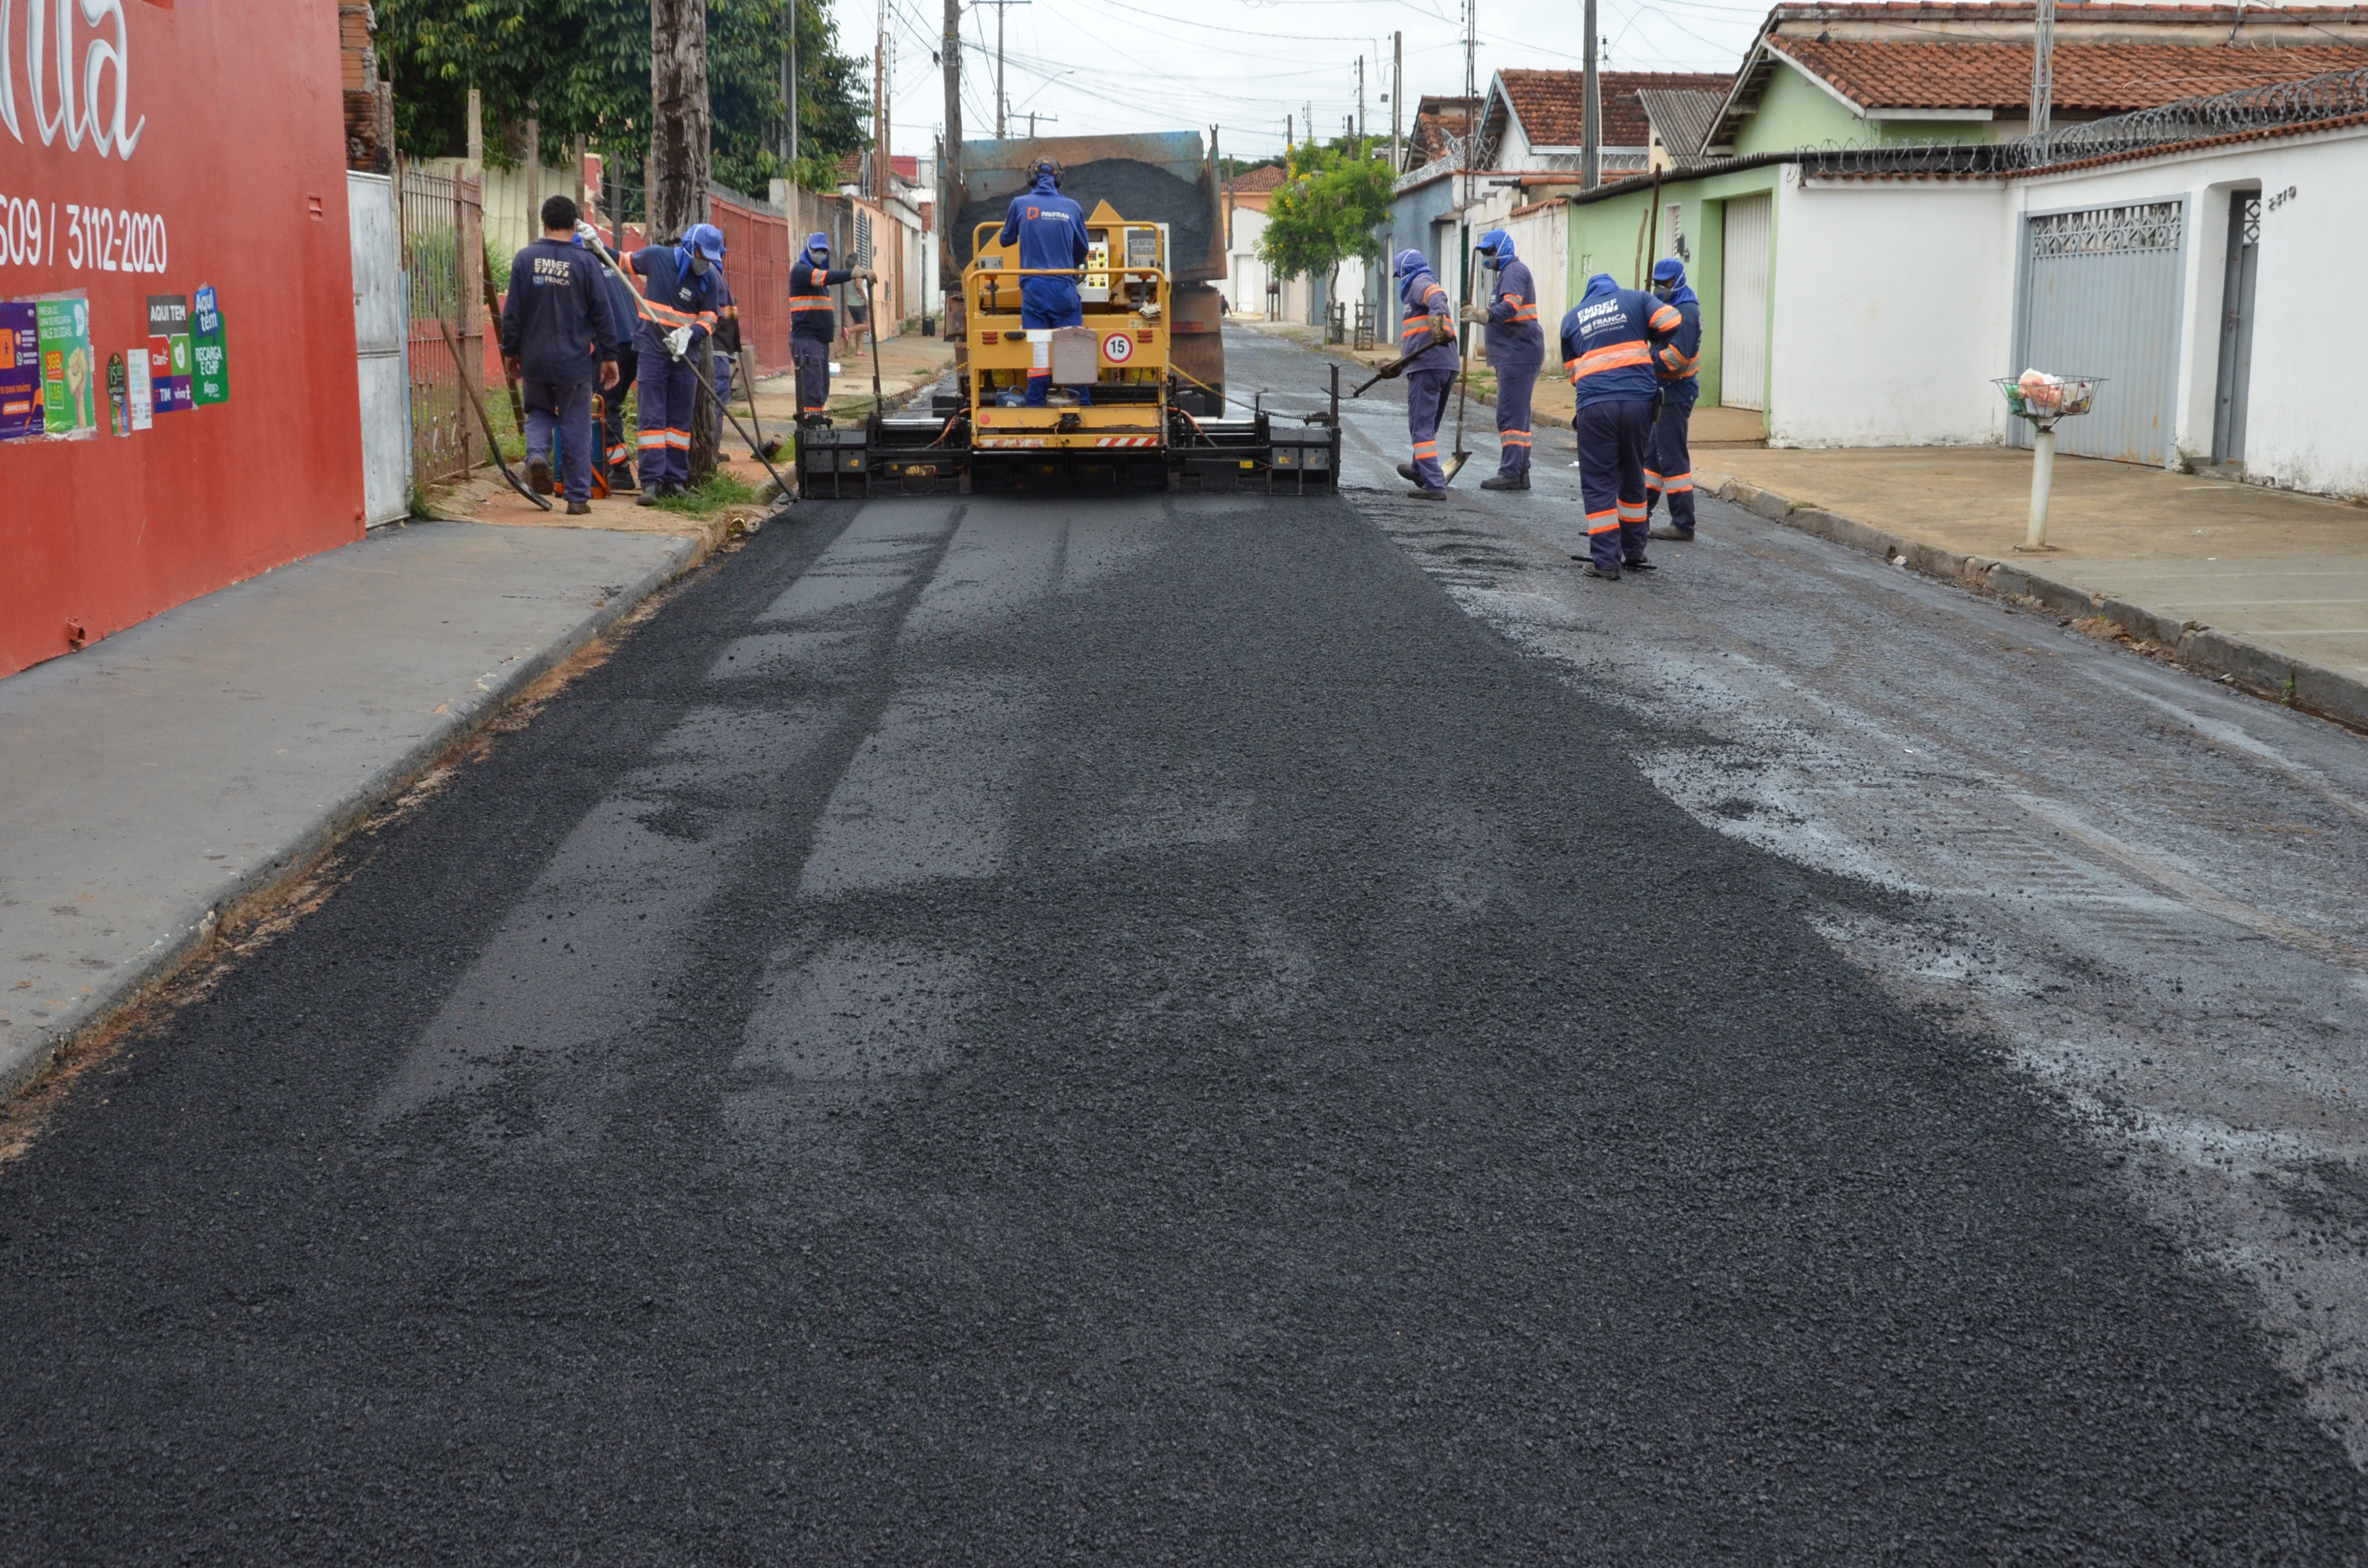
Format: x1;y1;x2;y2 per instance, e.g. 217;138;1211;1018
7;333;2368;1561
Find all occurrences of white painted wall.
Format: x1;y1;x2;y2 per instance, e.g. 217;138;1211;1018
1766;168;2012;448
2008;127;2368;496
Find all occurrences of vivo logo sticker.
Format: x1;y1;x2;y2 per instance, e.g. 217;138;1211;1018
0;0;147;159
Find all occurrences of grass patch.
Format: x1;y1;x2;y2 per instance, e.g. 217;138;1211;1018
646;468;762;518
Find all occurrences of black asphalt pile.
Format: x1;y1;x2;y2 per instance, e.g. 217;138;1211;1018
953;158;1214;272
2;488;2365;1562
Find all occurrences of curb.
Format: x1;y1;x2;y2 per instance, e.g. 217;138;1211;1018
1;521;723;1107
1701;470;2368;733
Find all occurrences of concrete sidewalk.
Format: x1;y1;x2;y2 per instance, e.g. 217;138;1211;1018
1698;445;2368;728
0;518;716;1100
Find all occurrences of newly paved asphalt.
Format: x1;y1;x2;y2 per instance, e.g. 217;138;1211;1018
7;343;2368;1560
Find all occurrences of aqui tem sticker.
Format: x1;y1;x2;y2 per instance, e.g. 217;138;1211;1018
0;303;38;441
37;295;95;438
148;294;191;413
191;284;227;405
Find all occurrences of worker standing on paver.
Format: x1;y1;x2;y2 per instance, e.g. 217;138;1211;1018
1394;248;1459;500
789;234;866;424
500;196;620;517
626;222;726;500
1461;228;1543;493
1645;257;1704;542
1561;271;1682;579
999;158;1092;407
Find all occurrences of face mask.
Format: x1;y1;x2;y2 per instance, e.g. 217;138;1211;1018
1654;282;1675;298
690;253;712;276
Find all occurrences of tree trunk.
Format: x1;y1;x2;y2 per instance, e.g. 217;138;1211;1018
651;0;716;482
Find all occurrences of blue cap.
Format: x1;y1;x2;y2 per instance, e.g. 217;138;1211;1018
684;222;726;261
1393;248;1427;281
1477;228;1513;257
1652;257;1685;284
805;231;830;254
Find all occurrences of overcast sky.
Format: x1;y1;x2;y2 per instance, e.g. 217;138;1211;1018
831;0;1777;163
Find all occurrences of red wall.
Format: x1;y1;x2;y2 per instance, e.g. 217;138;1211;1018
0;0;364;677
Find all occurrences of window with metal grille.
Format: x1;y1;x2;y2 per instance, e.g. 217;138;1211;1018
855;210;874;268
2029;202;2183;258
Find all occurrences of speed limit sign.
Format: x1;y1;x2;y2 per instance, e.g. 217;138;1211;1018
1101;331;1135;364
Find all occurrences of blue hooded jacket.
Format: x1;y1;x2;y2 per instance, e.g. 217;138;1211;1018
627;241;719;354
1559;272;1681;408
1396;252;1456;375
790;231;854;341
999;168;1088;320
1477;231;1543;364
1650;259;1703;406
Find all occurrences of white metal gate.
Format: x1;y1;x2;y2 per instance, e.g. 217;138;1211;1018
1720;194;1770;411
2014;199;2184;464
347;172;411;527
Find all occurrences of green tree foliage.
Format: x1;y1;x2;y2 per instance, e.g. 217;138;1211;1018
1258;138;1394;302
377;0;868;197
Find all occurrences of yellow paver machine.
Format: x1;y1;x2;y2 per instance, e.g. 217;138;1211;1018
798;133;1340;498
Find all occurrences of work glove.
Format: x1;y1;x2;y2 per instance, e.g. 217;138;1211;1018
665;325;693;360
1458;304;1488;324
1429;317;1456;345
851;267;877;283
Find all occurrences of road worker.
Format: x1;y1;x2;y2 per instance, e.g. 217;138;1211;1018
597;253;642;491
499;195;620;516
1645;257;1704;542
1461;227;1542;492
625;222;727;500
711;270;741;410
1393;248;1458;499
789;233;871;423
1560;272;1682;579
998;158;1092;407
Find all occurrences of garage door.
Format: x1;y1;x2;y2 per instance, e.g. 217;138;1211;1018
2014;200;2184;464
1720;194;1770;411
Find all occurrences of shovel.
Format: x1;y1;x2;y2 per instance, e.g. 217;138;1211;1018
441;318;550;511
1442;251;1480;486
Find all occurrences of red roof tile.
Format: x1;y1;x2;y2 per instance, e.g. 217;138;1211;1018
1771;38;2368;111
1228;163;1287;192
1499;69;1737;149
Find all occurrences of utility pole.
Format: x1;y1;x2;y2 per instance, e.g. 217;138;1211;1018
941;0;963;336
879;21;893;202
980;0;1028;138
1358;56;1366;142
1390;31;1402;172
2030;0;2057;145
874;0;885;199
1581;0;1601;189
650;0;715;477
783;3;799;165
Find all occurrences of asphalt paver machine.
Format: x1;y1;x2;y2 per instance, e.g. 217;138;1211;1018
798;135;1339;498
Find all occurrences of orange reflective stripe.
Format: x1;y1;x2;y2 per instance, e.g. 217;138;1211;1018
1648;304;1681;332
1586;513;1620;534
1643;469;1665;485
790;300;834;311
1573;343;1654;379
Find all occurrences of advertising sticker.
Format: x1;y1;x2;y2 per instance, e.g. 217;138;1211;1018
191;285;229;406
107;354;131;436
128;346;154;431
38;296;97;439
148;295;192;414
0;304;38;442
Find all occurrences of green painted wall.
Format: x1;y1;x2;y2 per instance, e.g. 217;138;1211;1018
1732;60;1999;158
1563;165;1781;409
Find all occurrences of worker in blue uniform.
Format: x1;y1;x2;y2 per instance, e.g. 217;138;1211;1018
789;233;869;423
711;271;741;410
1392;248;1458;498
1645;257;1704;541
1461;228;1543;492
596;254;642;491
499;195;619;516
625;221;725;500
998;158;1092;407
1560;272;1682;579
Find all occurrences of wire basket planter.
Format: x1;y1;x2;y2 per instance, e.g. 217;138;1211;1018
1992;372;2107;551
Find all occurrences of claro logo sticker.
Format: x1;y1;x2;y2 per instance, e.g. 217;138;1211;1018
0;0;147;160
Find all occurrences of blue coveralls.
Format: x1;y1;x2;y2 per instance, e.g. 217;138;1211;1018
626;245;720;489
789;245;851;420
499;236;619;505
1647;284;1703;534
1561;276;1682;573
712;274;739;408
1484;254;1544;480
998;172;1091;406
1399;263;1458;490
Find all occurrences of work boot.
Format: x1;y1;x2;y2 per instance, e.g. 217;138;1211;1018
1625;555;1657;572
566;500;592;516
1649;524;1694;541
609;469;639;492
1397;462;1421;484
1480;472;1529;491
527;457;554;496
1579;561;1620;580
1407;487;1445;500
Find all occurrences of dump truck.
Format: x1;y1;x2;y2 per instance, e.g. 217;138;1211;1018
798;132;1340;497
